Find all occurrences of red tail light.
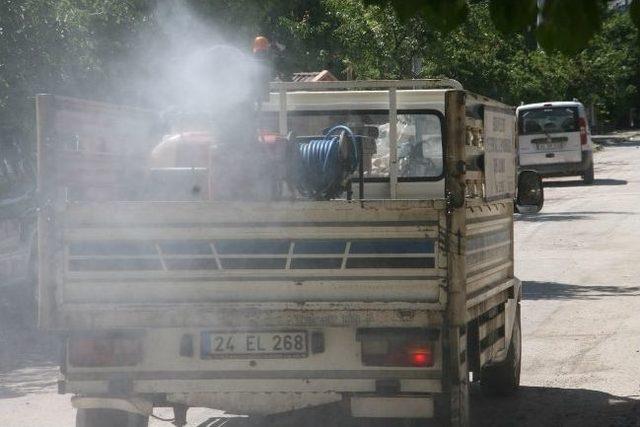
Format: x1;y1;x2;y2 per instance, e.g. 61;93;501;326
358;329;437;368
68;334;143;367
579;117;588;145
409;349;433;367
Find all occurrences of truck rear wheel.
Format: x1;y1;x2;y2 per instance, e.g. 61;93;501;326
583;163;595;185
76;408;149;427
480;306;521;396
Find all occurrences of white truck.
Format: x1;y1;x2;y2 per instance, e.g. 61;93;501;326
36;79;542;427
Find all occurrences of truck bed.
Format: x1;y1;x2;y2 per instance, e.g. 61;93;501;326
41;199;449;330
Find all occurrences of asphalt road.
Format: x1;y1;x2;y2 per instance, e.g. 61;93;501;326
2;140;640;426
473;139;640;426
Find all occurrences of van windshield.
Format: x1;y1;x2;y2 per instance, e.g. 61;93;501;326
518;106;579;135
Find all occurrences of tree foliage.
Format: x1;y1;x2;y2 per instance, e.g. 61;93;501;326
0;0;639;150
536;0;603;55
366;0;640;55
489;0;537;35
631;0;640;28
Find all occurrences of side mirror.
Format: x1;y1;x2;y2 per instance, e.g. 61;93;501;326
516;170;544;214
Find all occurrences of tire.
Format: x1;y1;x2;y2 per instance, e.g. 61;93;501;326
583;163;594;185
480;306;521;396
515;171;544;214
76;408;149;427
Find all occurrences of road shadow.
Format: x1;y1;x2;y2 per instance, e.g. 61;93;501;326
522;280;640;301
516;213;591;222
471;385;640;427
0;283;59;388
195;386;640;427
543;178;627;187
516;210;635;222
0;365;58;399
593;138;640;148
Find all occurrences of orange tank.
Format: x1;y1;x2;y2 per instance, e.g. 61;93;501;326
149;131;215;169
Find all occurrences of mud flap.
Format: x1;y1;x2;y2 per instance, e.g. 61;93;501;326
495;279;521;363
350;396;434;418
71;396;153;417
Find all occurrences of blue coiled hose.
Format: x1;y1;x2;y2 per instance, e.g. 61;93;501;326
296;125;358;200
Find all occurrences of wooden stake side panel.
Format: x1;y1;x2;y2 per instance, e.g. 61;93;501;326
443;89;470;426
460;94;516;379
464;93;517;203
465;117;485;199
37;94;158;202
463;201;512;374
465;201;514;313
479;308;506;366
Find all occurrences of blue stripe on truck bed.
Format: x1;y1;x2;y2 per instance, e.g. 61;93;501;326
67;238;436;271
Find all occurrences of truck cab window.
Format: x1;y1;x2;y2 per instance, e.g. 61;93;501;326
262;110;444;182
375;113;443;179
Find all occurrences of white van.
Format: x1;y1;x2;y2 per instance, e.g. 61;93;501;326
516;101;594;184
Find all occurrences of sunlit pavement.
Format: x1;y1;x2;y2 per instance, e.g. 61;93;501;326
3;137;640;426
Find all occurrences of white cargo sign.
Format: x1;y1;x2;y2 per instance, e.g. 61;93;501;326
484;107;516;201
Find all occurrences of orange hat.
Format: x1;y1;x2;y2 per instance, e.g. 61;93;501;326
252;36;270;54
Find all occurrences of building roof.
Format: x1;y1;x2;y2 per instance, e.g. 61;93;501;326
609;0;630;10
516;101;584;112
291;70;338;82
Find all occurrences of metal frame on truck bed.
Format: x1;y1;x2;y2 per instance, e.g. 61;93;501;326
37;79;523;427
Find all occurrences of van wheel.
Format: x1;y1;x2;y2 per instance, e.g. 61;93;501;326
76;409;149;427
480;306;521;396
583;163;594;185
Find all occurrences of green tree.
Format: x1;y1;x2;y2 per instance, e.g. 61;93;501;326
571;11;640;126
1;0;639;153
365;0;640;55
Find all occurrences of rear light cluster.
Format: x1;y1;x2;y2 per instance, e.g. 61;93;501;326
579;117;588;145
357;328;438;368
68;333;143;367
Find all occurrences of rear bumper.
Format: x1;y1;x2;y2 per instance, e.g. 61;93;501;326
69;392;435;419
64;376;441;394
350;396;433;418
521;150;592;178
64;376;440;417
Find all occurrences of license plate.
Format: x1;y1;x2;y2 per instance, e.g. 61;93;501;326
201;331;308;359
536;142;561;151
